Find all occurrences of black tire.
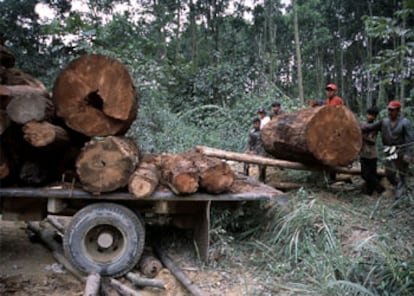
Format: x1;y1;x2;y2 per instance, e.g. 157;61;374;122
63;202;145;277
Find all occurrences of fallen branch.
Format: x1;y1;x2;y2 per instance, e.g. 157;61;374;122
125;272;166;289
153;245;207;296
26;222;85;282
84;273;101;296
108;278;143;296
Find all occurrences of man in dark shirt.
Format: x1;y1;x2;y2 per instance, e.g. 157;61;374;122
244;118;267;182
361;101;414;200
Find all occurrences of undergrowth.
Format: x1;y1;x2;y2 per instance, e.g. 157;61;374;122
210;185;414;296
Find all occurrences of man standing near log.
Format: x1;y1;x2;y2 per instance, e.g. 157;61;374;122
307;83;344;107
359;106;385;195
270;101;285;119
244;118;267;182
323;83;344;106
361;101;414;200
257;107;270;130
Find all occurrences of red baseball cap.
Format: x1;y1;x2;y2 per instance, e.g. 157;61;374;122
387;100;402;109
325;83;337;91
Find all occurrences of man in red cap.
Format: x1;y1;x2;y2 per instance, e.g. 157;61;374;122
361;100;414;200
324;83;344;105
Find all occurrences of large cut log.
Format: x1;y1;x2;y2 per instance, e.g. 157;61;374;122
22;121;70;148
187;151;235;194
261;105;362;166
76;136;139;193
52;54;137;137
159;154;199;195
5;85;53;124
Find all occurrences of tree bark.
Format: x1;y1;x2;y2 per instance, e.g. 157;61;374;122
52;54;137;137
76;136;139;193
261;105;362;166
1;68;47;90
22;121;70;148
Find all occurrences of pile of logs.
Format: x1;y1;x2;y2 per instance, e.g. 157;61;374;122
0;46;235;197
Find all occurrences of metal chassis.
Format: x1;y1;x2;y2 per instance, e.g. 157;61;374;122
0;187;281;261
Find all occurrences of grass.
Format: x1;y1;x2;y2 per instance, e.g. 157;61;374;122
208;173;414;296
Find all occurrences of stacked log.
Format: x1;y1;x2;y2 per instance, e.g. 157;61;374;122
0;50;139;188
0;47;236;197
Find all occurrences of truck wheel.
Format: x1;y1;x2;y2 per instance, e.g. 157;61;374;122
63;202;145;277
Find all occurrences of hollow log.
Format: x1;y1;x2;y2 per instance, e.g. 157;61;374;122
187;151;235;194
261;105;362;166
159;154;199;195
5;85;54;124
22;121;70;148
128;162;160;199
52;54;137;137
76;136;139;193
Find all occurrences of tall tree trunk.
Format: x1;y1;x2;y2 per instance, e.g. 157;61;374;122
293;0;304;104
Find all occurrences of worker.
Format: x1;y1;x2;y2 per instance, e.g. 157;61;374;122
361;100;414;200
257;107;270;130
308;83;344;107
270;101;285;119
244;118;267;182
359;106;385;195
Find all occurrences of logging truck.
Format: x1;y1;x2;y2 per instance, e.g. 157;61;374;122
0;175;286;278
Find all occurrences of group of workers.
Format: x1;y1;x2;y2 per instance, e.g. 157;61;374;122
245;83;414;201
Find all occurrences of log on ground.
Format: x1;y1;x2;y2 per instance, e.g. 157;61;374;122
52;54;137;137
261;105;362;166
76;136;139;193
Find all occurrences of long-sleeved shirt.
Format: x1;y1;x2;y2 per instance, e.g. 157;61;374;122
361;116;414;149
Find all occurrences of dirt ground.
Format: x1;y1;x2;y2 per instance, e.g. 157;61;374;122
0;217;262;296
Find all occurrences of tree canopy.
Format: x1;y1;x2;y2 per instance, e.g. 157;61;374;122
1;0;413;153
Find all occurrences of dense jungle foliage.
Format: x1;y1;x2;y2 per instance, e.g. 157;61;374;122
1;0;413;153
